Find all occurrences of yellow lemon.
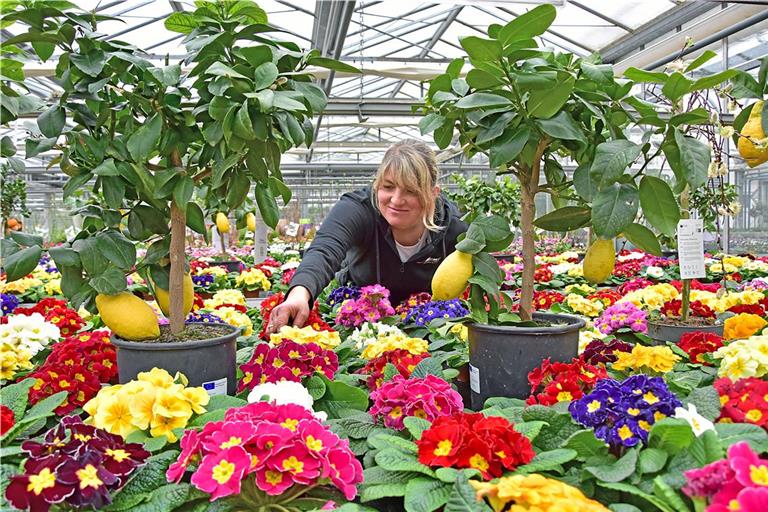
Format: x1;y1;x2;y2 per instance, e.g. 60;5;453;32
738;100;768;168
431;250;473;300
216;212;230;233
153;273;194;318
96;292;160;341
246;212;256;232
582;239;615;284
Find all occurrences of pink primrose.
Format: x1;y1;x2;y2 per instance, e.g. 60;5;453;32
190;446;250;501
201;421;258;453
167;429;203;483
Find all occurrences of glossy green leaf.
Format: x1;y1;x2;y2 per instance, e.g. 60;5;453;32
459;36;502;61
89;266;127;294
173;175;194;213
623;67;668;84
489;125;530;168
573;163;598;201
536;111;586;145
534;206;591;232
252;61;278;90
497;4;555;44
419;113;446;135
70;49;106;77
37;105;65;138
674;129;710;189
623;223;661;256
661;72;692;102
639;176;680;237
185;202;206;236
591;183;639;239
164;11;198;33
527;75;574;119
685;50;717;73
306;57;361;74
127;114;162;162
96;230;136;269
690;69;739;92
3;246;42;281
254;183;279;229
589;140;642;188
455;92;511;109
465;68;503;89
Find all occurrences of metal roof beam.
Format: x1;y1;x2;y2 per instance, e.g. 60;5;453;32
390;6;463;97
345;7;454;56
568;0;632;33
600;1;716;63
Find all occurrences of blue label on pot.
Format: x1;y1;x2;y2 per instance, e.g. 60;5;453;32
202;377;227;396
469;365;480;394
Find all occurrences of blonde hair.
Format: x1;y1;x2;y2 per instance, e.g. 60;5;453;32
372;139;442;232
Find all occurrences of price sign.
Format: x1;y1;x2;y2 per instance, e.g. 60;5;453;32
677;219;705;279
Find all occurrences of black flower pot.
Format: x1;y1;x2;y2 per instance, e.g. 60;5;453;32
468;312;584;409
647;320;724;345
111;323;240;395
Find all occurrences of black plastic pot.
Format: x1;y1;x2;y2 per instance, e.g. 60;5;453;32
468;312;585;409
111;323;240;395
647;320;724;345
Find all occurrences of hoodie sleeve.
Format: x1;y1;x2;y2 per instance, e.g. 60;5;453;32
288;195;373;304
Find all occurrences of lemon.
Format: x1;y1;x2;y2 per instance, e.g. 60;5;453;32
582;239;615;284
246;212;256;232
96;292;160;341
431;250;473;300
216;212;230;233
153;273;194;318
738;100;768;168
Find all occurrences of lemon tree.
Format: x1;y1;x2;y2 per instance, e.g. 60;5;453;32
1;1;355;335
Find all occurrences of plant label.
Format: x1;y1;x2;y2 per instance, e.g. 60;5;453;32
202;377;228;396
677;219;705;279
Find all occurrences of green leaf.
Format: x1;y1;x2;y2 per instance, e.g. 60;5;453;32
536;111;587;145
473;215;510;241
403;417;431;441
476;112;515;145
368;433;418;454
639;176;680;237
314;375;369;419
404;478;452;512
205;394;247;411
70;49;106;77
534;206;591;232
649;418;695;455
293;81;327;114
420;113;446;135
489;125;530;168
673;129;710;190
563;430;609;460
638;448;668;474
690;429;724;466
22;391;68;424
585;448;638;483
335;413;379;439
89;266;128;294
589;140;642;187
623;68;669;84
307;56;361;74
685;50;717;72
25;137;57;158
37;105;65;138
9;231;42;247
690;69;739;92
715;423;768;450
206;61;250;80
173;175;194;214
164;11;198;33
3;245;42;281
598;482;675;512
527;75;574;119
455;92;511;109
669;108;711;127
410;358;443;379
473;252;504;282
581;62;614;83
517;448;577;473
466;68;503;89
0;379;35;421
252;61;279;90
573;163;598;201
186;203;206;236
623;223;661;256
456;225;485;254
591;183;639;239
254;183;280;229
361;483;408;502
127;114;162;162
434;119;454;150
374;449;435;477
661;72;692;102
498;4;556;44
685;386;721;422
96;230;136;269
459;36;502;61
0;135;15;157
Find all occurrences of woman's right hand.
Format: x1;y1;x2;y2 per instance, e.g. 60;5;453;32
265;286;311;335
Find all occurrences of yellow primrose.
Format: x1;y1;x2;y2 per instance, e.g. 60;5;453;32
1;276;43;294
565;284;596;296
92;395;139;439
213;306;253;336
612;345;680;373
235;268;271;291
361;333;429;359
472;473;609;512
271;325;340;350
137;367;175;388
198;266;228;277
714;336;768;379
0;342;34;380
565;294;604;318
204;289;247;309
449;323;468;342
724;313;767;340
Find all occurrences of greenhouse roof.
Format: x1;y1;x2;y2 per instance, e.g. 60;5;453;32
3;0;768;210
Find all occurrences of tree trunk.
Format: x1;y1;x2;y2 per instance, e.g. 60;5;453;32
169;150;186;336
518;139;548;322
519;170;536;322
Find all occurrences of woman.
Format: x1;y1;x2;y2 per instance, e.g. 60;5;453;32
266;139;467;334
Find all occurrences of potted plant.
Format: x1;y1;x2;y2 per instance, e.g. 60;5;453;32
422;5;683;405
2;2;355;393
622;51;765;342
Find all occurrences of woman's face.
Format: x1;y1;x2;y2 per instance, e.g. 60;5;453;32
377;173;425;232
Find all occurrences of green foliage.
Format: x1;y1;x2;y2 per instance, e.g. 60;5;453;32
446;174;521;226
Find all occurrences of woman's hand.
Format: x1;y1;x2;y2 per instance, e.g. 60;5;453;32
265;286;311;335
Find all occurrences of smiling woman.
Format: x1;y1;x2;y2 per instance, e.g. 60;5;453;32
266;140;468;334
